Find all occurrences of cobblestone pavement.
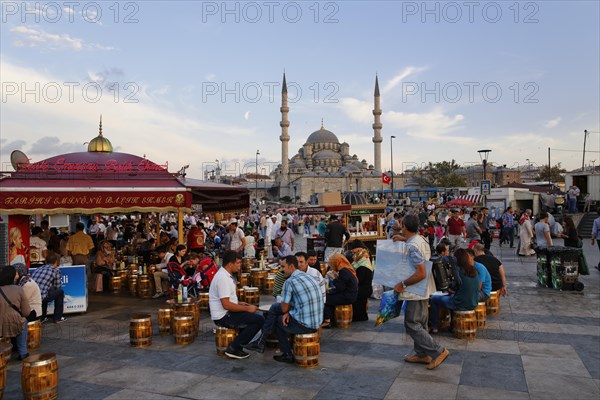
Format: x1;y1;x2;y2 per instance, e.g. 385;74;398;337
5;235;600;399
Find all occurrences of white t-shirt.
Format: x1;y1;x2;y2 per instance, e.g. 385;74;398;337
304;267;326;301
229;227;245;251
209;267;238;320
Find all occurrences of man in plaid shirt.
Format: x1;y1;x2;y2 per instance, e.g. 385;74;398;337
31;252;66;323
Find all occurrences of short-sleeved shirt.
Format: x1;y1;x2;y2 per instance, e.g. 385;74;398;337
228;227;245;251
447;217;465;235
281;270;324;330
465;218;481;241
208;267;237;320
272;271;288;297
534;222;550;247
305;266;327;300
475;254;503;291
66;231;94;256
31;264;62;299
474;262;491;297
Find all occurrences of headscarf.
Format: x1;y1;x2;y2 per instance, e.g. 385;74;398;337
328;253;358;282
351;248;374;272
13;263;31;286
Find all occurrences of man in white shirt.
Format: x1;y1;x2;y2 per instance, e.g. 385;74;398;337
226;220;246;256
296;251;326;301
209;250;264;359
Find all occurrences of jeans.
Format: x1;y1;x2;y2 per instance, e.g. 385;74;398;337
501;226;514;247
479;290;490;302
404;300;443;359
214;311;264;351
262;303;315;354
569;198;577;213
42;288;64;321
16;320;28;356
429;295;457;330
304;224;311;235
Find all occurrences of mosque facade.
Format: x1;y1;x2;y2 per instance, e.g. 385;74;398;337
271;75;389;204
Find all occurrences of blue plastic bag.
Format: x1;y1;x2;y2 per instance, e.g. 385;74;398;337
375;290;404;326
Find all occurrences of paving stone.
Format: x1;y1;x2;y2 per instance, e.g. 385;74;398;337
58;378;122;400
522;355;591;378
526;371;600;399
179;375;262;399
316;369;398;399
457;384;530;400
466;339;520;354
460;352;527;392
266;364;335;391
399;359;461;385
384;379;458;400
518;342;580;358
103;389;190;399
245;383;318;400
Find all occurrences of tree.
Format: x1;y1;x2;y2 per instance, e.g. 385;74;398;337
438;172;467;188
536;163;566;183
422;160;467;187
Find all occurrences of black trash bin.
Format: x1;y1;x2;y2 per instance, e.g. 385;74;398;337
535;246;583;291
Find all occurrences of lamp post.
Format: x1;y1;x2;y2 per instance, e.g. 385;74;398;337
390;135;396;198
255;150;260;210
478;149;492;205
293;185;297;205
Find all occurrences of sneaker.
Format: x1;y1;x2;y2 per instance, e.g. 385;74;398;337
404;354;432;364
152;292;163;299
273;353;295;364
54;317;67;324
427;348;449;370
224;347;250;359
242;340;265;353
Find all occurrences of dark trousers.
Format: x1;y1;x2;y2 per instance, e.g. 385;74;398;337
324;293;355;321
262;302;315;354
482;230;492;250
214;311;264;351
94;265;114;292
501;227;514;247
42;288;64;321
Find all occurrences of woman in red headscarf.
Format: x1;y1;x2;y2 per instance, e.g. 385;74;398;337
322;253;358;328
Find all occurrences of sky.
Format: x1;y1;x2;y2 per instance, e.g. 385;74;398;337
1;0;599;179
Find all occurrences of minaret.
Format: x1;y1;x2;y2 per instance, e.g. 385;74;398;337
280;73;290;177
372;75;383;173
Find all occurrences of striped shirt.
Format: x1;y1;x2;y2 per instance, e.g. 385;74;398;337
31;264;62;299
281;270;324;330
272;271;287;297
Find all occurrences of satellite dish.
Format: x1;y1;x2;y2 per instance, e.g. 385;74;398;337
10;150;30;170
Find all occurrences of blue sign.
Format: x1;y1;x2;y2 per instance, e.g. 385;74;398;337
30;264;88;314
480;180;491;195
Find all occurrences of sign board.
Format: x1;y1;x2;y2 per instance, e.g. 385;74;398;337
480;180;491;195
30;264;88;314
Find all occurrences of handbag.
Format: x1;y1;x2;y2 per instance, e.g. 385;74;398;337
0;287;22;314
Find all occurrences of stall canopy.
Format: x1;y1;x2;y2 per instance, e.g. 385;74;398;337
0;123;248;215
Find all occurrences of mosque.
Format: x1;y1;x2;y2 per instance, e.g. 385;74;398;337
271;74;392;204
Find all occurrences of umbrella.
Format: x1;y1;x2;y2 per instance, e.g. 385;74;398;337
444;198;474;207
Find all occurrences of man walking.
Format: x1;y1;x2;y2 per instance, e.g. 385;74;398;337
31;252;66;323
445;209;466;248
324;215;350;262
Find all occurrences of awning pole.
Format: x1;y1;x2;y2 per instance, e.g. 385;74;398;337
178;208;184;245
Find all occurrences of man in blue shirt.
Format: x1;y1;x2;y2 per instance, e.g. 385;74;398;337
472;253;492;301
30;252;66;323
500;207;515;248
243;255;324;363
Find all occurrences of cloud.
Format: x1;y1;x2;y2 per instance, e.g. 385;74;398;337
9;26;114;51
338;97;372;124
244;111;250;120
27;136;84;155
383;66;428;94
205;73;217;81
385;109;470;143
544;117;561;128
0;139;27;156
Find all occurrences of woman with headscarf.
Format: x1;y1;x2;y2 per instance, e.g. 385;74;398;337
0;265;31;360
322;253;358;328
518;210;536;256
349;240;374;321
14;263;42;321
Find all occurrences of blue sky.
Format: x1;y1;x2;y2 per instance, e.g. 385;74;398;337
1;1;599;178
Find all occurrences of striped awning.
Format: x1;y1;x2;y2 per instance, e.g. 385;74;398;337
457;194;482;203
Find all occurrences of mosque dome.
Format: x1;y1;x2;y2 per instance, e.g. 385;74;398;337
313;150;342;160
305;127;339;145
343;192;367;205
87;115;113;153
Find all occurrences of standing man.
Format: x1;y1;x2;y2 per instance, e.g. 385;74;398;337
592;210;600;271
242;255;323;363
31;252;66;323
317;216;327;237
500;207;515;248
324;215;350;262
275;219;295;251
465;210;482;244
567;186;579;213
186;223;206;254
226;220;246;257
478;207;492;250
208;250;264;359
66;222;94;271
445;209;466;248
392;214;448;370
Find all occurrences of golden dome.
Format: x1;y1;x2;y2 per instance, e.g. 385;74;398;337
87;115;113;153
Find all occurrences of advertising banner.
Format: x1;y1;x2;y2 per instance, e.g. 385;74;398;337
30;264;88;314
8;214;30;266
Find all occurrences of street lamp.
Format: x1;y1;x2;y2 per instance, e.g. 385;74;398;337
255;150;260;210
478;149;492;204
390;135;396;198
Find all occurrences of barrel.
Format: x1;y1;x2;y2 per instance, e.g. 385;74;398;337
335;305;353;329
110;276;121;293
237;287;245;302
215;327;238;356
198;292;209;311
486;291;500;315
118;270;129;288
263;275;275;296
172;300;199;336
242;258;255;273
21;353;59;400
244;287;260;306
27;320;42;350
453;310;477;340
0;337;10;345
157;306;172;335
435;307;450;330
128;274;138;296
250;268;267;289
320;263;327;278
137;274;153;298
0;344;11;400
129;314;152;348
173;312;195;345
239;273;249;287
475;302;487;329
293;333;320;368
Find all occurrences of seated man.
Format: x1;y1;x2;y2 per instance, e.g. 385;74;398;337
306;250;321;274
473;244;507;297
243;255;324;363
295;251;326;302
470;248;491;302
208;250;264;359
272;238;292;260
30;252;66;323
152;246;173;298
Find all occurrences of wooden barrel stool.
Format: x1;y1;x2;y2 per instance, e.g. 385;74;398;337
244;287;260;306
198;292;209;311
237;287;245;302
263;274;275;296
157;306;172;335
21;353;59;400
0;343;11;400
215;327;238;356
243;257;255;273
453;310;477;340
475;302;487;329
239;273;249;287
27;320;42;351
128;273;138;296
250;268;267;289
486;291;500;316
137;274;153;298
335;305;353;329
118;270;129;288
129;314;152;348
172;312;195;345
172;300;199;337
110;276;121;293
294;332;320;368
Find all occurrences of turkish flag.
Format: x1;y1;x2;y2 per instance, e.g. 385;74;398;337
382;173;391;185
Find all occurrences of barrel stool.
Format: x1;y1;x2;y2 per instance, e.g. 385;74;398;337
263;274;275;296
129;314;152;348
27;320;42;351
475;302;487;329
172;312;195;345
110;276;121;293
137;274;153;298
452;310;477;340
293;332;320;368
21;353;59;400
197;292;209;311
486;291;500;315
215;327;238;356
244;287;260;306
335;305;353;329
0;343;11;400
157;306;172;335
